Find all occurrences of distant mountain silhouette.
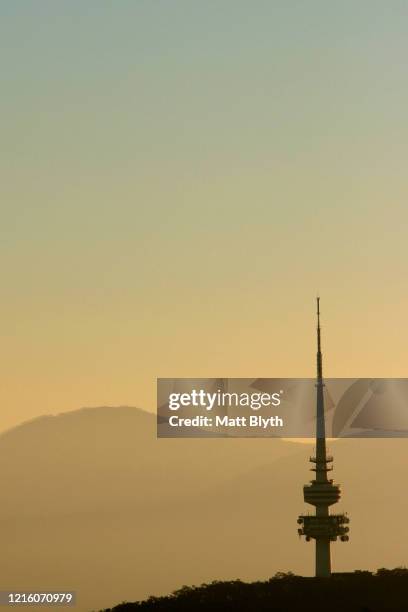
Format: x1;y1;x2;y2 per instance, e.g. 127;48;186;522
1;407;407;611
0;406;297;517
0;407;298;611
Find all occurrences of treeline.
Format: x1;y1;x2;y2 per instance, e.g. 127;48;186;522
100;568;408;612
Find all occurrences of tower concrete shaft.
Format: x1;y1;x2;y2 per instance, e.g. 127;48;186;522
297;298;349;577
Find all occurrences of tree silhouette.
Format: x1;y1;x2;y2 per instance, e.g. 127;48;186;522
99;568;408;611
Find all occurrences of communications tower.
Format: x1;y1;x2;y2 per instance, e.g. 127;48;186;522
297;298;350;577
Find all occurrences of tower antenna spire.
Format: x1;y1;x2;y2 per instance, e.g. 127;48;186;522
316;297;325;442
317;296;322;381
297;298;350;577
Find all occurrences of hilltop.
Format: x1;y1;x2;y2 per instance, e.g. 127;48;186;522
100;569;408;612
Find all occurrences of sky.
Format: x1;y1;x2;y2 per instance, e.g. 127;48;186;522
1;1;408;431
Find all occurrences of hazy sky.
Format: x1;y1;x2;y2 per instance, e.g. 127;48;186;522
1;1;408;431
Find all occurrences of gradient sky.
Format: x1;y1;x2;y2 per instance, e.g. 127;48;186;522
1;1;408;431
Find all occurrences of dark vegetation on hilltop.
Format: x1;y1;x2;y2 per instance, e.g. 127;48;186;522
100;568;408;612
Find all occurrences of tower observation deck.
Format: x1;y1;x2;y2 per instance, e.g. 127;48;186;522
297;298;350;577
